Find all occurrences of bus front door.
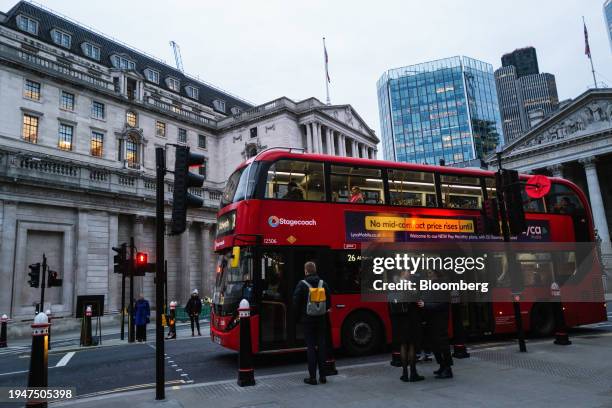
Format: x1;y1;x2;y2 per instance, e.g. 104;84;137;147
258;248;325;351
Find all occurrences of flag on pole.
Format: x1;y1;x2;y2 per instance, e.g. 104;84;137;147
584;21;591;59
324;39;330;83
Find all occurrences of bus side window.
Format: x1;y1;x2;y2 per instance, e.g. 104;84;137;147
332;251;361;294
440;174;482;210
265;160;325;201
545;183;584;215
388;169;436;207
330;165;385;204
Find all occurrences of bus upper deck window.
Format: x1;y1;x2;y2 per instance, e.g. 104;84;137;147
330;165;385;204
388;169;435;207
440;174;482;210
265;160;325;201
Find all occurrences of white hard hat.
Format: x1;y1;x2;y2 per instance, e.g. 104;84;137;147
192;289;199;295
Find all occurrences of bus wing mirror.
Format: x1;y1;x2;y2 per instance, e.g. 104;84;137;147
231;246;240;268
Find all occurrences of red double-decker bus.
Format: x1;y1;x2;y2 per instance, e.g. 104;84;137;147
210;148;606;355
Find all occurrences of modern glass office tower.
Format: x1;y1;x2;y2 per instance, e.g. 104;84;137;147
605;0;612;52
377;56;503;165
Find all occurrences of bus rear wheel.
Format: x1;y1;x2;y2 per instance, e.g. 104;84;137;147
530;303;555;337
341;311;382;356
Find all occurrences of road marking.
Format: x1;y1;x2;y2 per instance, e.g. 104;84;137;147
55;351;75;367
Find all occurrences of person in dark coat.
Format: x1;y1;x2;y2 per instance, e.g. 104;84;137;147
133;293;150;342
185;289;203;336
421;270;453;379
388;270;424;382
293;261;331;385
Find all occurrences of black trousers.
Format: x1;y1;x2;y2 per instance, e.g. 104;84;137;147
303;319;327;379
136;324;147;341
190;315;200;334
425;308;452;367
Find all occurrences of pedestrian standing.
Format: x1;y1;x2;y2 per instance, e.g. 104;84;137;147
133;293;150;342
293;261;331;385
388;270;424;382
185;289;203;336
421;270;453;379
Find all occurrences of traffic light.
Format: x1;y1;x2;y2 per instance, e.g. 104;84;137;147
171;146;205;235
47;270;63;287
501;169;527;236
28;263;41;288
483;198;501;235
113;244;127;274
134;251;155;276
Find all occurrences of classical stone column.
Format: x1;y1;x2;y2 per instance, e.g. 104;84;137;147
579;158;612;267
0;201;17;316
179;221;192;303
108;212;119;312
313;122;322;153
325;128;333;155
547;164;564;178
200;223;213;297
305;123;313;153
76;210;89;299
339;134;347;156
352;140;359;158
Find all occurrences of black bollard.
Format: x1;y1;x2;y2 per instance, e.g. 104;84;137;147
27;312;50;408
0;314;7;348
451;301;470;359
323;312;338;376
237;299;255;387
80;306;93;347
551;282;571;345
166;301;177;340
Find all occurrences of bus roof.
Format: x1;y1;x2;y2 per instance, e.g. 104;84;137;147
240;148;496;178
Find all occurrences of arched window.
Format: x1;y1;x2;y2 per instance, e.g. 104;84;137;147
126;111;137;127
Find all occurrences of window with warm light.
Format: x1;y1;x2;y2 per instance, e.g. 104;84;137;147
24;79;41;101
126;137;138;166
58;123;74;151
90;131;103;157
156;121;166;137
126;111;137;127
22;114;39;143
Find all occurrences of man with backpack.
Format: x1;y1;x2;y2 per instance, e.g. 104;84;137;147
293;261;331;385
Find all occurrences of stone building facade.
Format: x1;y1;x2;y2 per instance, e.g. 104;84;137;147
488;88;612;273
0;1;377;319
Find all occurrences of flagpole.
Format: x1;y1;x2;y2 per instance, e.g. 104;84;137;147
323;37;331;105
583;16;598;88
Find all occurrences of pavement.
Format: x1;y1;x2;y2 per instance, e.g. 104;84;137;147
48;331;612;408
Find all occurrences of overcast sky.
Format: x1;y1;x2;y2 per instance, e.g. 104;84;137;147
4;0;611;141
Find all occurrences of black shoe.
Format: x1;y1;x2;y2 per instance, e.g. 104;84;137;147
400;374;409;382
304;378;318;385
198;332;202;336
434;367;453;379
319;377;327;384
410;373;425;382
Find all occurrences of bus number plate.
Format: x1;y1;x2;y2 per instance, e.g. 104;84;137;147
213;335;222;345
263;238;277;244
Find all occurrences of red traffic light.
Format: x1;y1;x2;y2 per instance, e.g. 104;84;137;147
136;252;148;265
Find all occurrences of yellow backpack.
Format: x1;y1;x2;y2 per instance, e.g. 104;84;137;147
303;280;326;316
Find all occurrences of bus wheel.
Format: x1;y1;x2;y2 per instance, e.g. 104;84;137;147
341;311;382;356
530;303;555;337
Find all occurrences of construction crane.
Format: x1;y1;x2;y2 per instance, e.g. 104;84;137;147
169;41;184;72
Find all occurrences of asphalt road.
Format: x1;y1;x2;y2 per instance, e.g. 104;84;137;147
1;303;610;403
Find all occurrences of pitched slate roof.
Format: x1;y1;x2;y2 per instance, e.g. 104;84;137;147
2;1;253;114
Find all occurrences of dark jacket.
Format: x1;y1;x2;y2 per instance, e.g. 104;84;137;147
292;274;331;322
185;296;202;316
134;299;150;326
